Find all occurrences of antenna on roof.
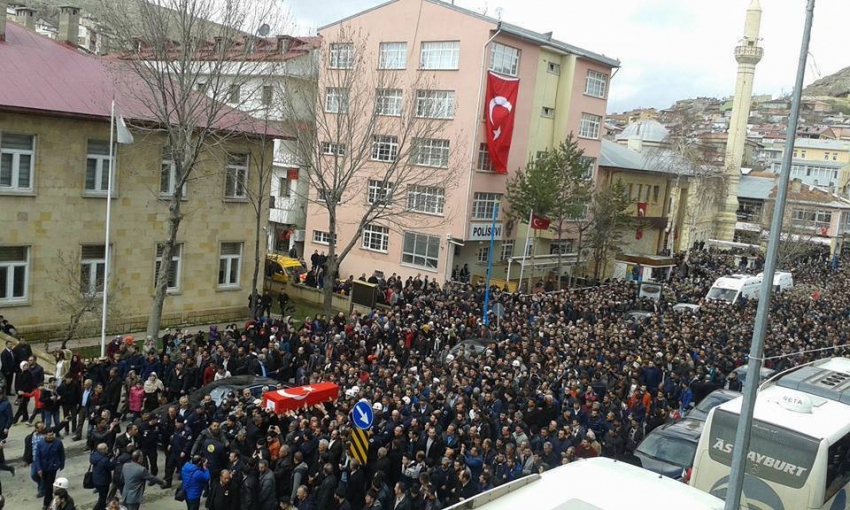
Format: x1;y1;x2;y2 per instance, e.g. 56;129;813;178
257;23;270;37
494;7;503;20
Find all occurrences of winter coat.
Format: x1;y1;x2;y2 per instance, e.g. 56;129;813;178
34;437;65;472
181;462;211;501
90;451;115;487
128;386;144;413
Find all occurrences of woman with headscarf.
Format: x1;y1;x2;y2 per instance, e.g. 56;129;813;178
68;354;85;383
13;361;34;424
143;373;164;412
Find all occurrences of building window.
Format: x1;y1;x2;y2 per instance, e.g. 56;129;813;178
801;150;807;158
490;42;520;76
415;90;455;119
367;179;393;205
228;84;241;104
550;239;574;255
225;154;249;198
218;242;242;287
80;245;107;295
362;224;389;252
653;185;660;203
585;70;608;98
325;87;349;113
472;192;502;220
371;135;399;162
477;245;490;263
155;243;182;291
407;185;445;215
329;42;354;69
261;85;274;106
420;41;460;70
579;156;595;179
375;88;403;116
0;246;29;303
379;42;407;69
547;62;561;75
160;148;187;197
579;113;602;139
541;107;555;118
567;203;588;221
313;230;331;245
321;142;346;156
793;151;798;158
644;185;651;202
413;138;450;167
477;142;493;172
279;176;291;198
825;153;830;161
500;240;514;261
316;187;329;202
402;232;440;270
0;134;34;191
85;140;113;193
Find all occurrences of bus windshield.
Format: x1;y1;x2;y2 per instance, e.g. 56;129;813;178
706;287;738;302
707;409;820;489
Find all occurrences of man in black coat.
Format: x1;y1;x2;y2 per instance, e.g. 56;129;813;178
346;459;366;510
1;341;14;396
315;462;339;510
206;468;239;510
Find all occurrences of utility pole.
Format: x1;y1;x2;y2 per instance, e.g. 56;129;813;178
723;1;816;509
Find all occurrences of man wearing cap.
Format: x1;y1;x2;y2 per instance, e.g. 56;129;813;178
34;429;65;509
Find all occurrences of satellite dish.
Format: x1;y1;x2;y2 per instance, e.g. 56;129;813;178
257;23;271;37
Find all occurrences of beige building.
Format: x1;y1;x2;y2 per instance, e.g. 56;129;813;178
0;10;273;337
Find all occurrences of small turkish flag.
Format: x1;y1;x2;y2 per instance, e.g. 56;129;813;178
530;214;551;230
636;229;643;240
485;72;520;174
637;202;647;218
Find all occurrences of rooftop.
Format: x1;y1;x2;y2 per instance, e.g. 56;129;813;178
614;119;669;144
794;138;850;151
319;0;620;68
599;139;692;176
0;21;284;137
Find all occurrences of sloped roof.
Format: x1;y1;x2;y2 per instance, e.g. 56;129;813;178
0;22;284;137
738;175;775;200
599;139;691;176
793;138;850;151
614;119;669;143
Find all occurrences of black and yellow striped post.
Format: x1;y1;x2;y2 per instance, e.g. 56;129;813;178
348;426;369;465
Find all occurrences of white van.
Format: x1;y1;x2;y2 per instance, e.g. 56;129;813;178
690;358;850;510
445;457;724;510
705;274;762;304
758;270;794;292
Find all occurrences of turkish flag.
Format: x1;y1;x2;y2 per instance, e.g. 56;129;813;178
485;72;520;174
636;229;643;240
637;202;647;217
530;214;551;230
262;382;340;414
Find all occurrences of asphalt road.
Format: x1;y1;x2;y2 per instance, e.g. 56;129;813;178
3;449;184;510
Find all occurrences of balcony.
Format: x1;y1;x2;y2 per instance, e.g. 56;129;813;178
735;45;763;65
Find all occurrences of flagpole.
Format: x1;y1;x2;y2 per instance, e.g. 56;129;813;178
518;209;533;292
482;203;499;325
100;100;116;358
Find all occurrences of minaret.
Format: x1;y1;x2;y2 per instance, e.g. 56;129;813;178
715;0;763;241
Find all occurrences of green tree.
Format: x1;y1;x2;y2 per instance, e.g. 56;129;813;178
505;135;592;289
587;179;632;280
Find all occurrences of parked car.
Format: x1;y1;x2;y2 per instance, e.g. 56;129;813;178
732;364;776;385
684;389;739;422
151;375;281;419
672;303;700;313
634;418;703;481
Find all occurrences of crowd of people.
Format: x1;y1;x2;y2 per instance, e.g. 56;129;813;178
1;246;849;510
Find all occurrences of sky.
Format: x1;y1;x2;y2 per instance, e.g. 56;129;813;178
281;0;849;113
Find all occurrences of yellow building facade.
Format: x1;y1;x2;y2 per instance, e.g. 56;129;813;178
0;111;271;338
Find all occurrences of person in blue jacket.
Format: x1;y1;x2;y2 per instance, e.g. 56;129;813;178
90;443;115;510
34;429;65;509
181;455;211;510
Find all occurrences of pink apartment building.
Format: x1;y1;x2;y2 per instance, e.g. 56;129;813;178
305;0;619;283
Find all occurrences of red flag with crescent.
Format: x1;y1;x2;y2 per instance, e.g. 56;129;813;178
262;382;340;413
485;72;519;174
530;214;551;230
637;202;647;217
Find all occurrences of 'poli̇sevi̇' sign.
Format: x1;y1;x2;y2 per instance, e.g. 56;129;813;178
469;222;503;241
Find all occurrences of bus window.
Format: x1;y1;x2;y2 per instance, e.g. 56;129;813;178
825;432;850;503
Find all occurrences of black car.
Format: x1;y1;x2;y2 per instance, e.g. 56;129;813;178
634;418;703;480
151;375;281;419
684;389;739;422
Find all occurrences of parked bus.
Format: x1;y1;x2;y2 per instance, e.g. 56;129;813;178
690;357;850;510
444;457;724;510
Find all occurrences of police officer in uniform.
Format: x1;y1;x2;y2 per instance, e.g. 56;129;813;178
163;415;192;488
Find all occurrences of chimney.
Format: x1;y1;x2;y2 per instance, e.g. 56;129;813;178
58;5;80;45
627;135;643;153
15;6;35;30
790;178;802;193
0;0;7;41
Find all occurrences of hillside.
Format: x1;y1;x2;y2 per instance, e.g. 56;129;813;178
802;66;850;98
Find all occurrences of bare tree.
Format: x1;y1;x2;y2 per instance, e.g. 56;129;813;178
44;250;124;348
101;0;284;338
586;179;632;280
282;27;460;315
